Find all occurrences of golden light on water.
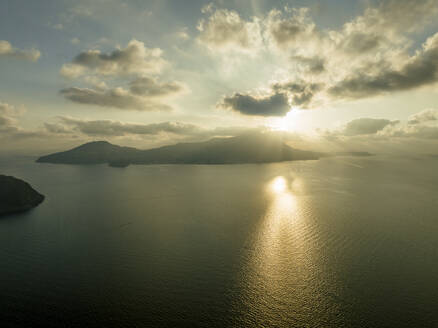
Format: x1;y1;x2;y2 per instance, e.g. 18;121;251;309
267;176;297;221
233;174;321;322
271;176;288;193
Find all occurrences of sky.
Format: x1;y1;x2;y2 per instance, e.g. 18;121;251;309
1;0;438;155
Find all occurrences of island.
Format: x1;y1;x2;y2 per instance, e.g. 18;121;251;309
36;133;322;165
0;175;45;216
36;132;372;166
108;160;130;168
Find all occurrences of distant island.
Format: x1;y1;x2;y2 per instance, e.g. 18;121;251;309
36;133;322;165
36;133;371;166
0;175;45;216
108;160;130;168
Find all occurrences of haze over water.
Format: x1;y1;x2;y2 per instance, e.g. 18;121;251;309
1;156;438;327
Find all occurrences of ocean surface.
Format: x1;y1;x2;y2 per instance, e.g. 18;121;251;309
1;155;438;327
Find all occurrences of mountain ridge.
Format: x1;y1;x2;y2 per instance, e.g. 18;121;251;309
36;133;322;165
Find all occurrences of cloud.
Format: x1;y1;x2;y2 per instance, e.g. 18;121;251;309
408;108;438;124
272;81;323;108
175;27;190;40
378;108;438;139
0;102;48;139
364;0;438;33
290;55;325;74
331;0;438;55
380;123;438;139
0;102;20;116
49;117;203;137
128;77;186;97
60;40;185;111
1;102;259;151
219;91;290;117
323;109;438;141
45;116;256;141
218;80;322;115
339;32;382;54
44;122;74;135
197;8;262;52
220;1;438;109
0;102;21;133
60;87;173;111
60;39;167;78
266;8;318;50
0;40;40;62
339;118;399;136
83;76;107;89
60;63;86;79
0;114;18;133
328;32;438;99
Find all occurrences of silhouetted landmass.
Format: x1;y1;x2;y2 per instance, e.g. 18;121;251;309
108;160;130;168
332;151;373;157
37;141;140;165
0;175;44;216
37;133;322;165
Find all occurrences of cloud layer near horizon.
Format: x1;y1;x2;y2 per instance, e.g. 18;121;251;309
3;94;438;156
323;109;438;140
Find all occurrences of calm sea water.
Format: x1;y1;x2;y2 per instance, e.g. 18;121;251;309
1;155;438;327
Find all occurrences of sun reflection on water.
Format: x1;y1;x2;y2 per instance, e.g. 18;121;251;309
270;176;288;194
232;175;318;325
268;176;297;216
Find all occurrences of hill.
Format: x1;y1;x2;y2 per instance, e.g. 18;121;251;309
37;133;321;165
0;175;45;216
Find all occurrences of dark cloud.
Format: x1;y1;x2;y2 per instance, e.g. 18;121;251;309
272;81;323;108
219;81;322;116
219;92;290;117
329;33;438;99
60;87;172;111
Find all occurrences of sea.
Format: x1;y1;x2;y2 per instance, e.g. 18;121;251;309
1;155;438;327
